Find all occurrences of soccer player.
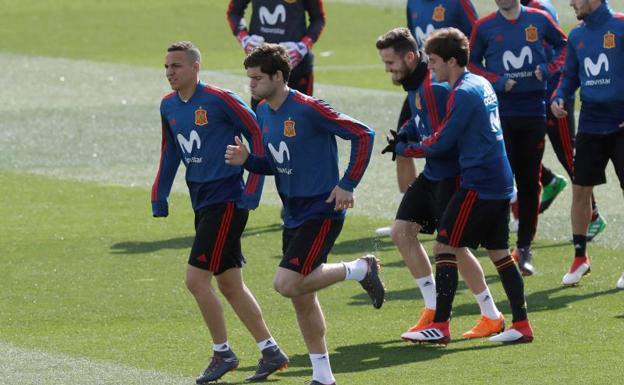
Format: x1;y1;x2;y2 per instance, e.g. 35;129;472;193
225;44;383;385
469;0;567;275
151;41;288;384
396;28;533;344
226;0;325;109
551;0;624;287
520;0;606;241
377;27;504;340
376;0;479;236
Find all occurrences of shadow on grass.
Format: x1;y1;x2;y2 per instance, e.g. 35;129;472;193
110;223;282;254
348;279;621;318
331;236;397;255
239;338;502;377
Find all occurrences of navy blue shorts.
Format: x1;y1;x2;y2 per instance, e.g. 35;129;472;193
436;190;510;250
189;202;248;274
280;218;344;275
395;174;459;234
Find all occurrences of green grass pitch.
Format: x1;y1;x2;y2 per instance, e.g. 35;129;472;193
1;1;624;384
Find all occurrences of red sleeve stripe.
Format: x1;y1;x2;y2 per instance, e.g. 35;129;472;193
293;93;371;181
459;0;478;26
418;87;458;151
404;147;427;157
244;174;259;194
614;13;624;20
547;45;567;74
151;122;168;201
314;0;327;43
203;85;264;157
423;71;440;131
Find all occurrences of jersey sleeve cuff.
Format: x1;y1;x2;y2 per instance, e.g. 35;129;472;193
152;201;169;217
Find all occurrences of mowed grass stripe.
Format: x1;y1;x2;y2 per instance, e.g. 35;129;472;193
0;342;194;385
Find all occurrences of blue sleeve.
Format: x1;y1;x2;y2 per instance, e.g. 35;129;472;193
151;112;181;217
457;0;479;38
220;91;266;210
396;91;469;158
539;14;567;79
303;0;326;46
399;117;420;142
468;22;507;91
312;101;375;192
243;154;274;175
554;32;580;102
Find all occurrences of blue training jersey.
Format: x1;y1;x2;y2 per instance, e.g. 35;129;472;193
469;5;567;117
407;0;478;47
244;89;374;228
400;70;460;181
151;81;265;216
396;71;514;200
554;2;624;135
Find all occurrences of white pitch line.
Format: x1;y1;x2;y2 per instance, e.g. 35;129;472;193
0;341;194;385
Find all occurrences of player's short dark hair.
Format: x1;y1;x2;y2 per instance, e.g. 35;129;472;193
244;43;291;82
376;27;418;56
424;28;469;67
167;41;201;64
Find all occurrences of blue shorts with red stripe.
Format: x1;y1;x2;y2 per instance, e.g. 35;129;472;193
189;201;248;274
436;189;510;250
280;218;344;275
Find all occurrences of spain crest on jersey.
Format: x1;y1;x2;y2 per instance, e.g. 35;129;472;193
284;0;297;3
283;118;296;137
194;107;208;126
604;31;615;49
432;5;445;22
415;93;422;110
525;25;538;42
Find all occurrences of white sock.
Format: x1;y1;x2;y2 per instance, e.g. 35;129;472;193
415;275;436;310
257;337;277;352
310;352;335;384
475;288;501;320
213;341;230;352
342;259;367;281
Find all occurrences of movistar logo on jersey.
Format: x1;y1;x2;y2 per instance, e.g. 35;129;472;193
584;53;609;77
502;46;533;71
259;5;286;25
268;141;292;175
414;24;435;46
177;130;203;164
583;53;611;86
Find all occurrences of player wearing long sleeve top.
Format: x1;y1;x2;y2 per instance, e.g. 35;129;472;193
152;42;289;385
550;0;624;288
227;0;325;108
388;0;479;212
227;44;384;385
468;0;567;275
398;28;533;346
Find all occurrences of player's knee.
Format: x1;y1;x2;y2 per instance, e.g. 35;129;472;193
185;274;207;296
217;278;241;300
273;279;299;298
390;221;418;244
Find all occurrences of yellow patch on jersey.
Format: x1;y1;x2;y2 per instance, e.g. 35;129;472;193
283;118;296;137
415;93;422;110
525;25;538;43
432;5;445;22
194;107;208;126
284;0;297;4
604;31;615;49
